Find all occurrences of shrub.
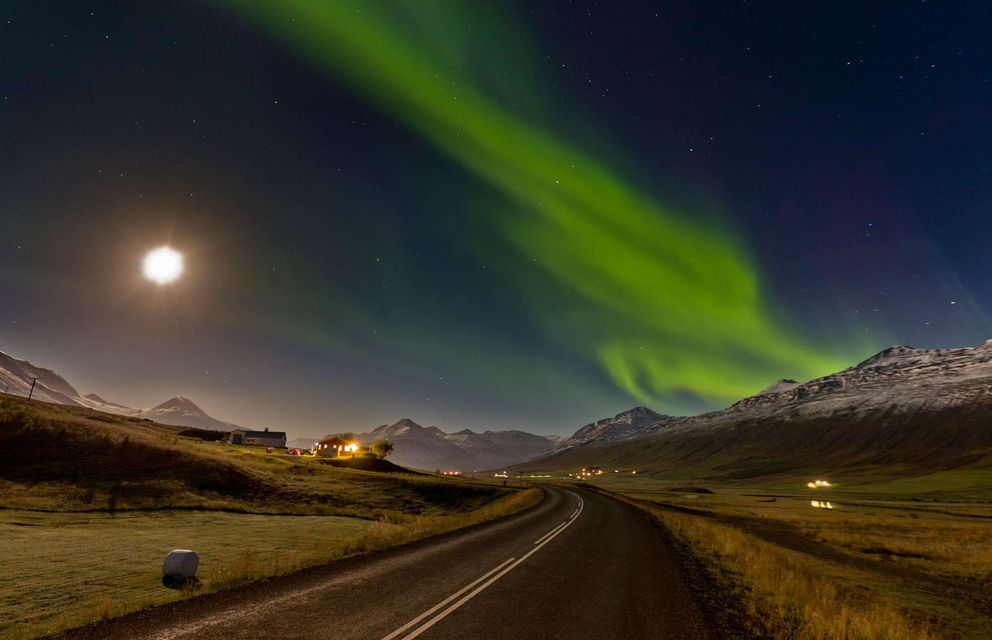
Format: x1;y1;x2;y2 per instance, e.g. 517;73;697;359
371;439;394;459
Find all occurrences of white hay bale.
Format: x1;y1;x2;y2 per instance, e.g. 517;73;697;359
163;549;199;579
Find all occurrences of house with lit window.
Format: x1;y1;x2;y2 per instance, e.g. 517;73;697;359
315;436;361;457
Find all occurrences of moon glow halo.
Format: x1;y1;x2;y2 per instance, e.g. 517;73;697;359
143;247;183;284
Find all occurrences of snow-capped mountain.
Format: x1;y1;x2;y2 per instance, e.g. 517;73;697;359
471;429;560;462
724;341;992;419
0;351;84;406
553;406;668;451
361;419;473;471
444;428;557;470
141;396;240;431
518;340;992;478
0;350;241;432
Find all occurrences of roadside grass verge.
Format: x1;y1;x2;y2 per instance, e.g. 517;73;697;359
208;486;542;590
584;485;942;640
648;505;937;640
2;488;541;640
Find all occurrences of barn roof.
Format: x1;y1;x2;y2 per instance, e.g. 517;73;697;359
240;430;286;439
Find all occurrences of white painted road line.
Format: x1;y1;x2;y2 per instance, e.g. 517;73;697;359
532;520;568;545
379;556;516;640
383;492;586;640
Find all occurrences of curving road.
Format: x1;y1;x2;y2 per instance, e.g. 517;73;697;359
56;487;724;640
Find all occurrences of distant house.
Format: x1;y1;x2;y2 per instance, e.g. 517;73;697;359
229;428;286;448
316;436;361;458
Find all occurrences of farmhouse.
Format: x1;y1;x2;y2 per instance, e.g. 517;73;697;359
228;428;286;448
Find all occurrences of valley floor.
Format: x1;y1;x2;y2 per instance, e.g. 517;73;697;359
589;473;992;640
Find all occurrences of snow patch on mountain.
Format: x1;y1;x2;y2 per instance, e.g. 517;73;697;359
555;406;668;451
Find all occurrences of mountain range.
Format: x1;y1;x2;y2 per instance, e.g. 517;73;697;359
0;349;559;470
0;351;239;432
516;340;992;480
9;339;992;481
315;418;560;472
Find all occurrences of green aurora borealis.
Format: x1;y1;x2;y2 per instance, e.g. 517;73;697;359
227;0;860;410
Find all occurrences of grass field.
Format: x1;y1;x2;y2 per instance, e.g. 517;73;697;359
584;473;992;640
0;510;371;639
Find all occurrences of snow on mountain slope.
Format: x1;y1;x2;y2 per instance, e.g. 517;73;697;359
0;350;240;432
756;379;800;396
76;393;139;416
725;341;992;418
444;429;513;469
517;340;992;478
141;396;240;431
477;430;557;461
339;419;559;471
362;419;474;470
443;429;556;470
0;352;84;406
554;406;668;451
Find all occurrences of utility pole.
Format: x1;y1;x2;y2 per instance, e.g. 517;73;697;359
27;377;38;400
3;383;8;394
137;408;143;420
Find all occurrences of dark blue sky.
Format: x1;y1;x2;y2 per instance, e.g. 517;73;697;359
1;1;989;437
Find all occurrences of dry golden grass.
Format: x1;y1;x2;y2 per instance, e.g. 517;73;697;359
792;512;992;580
647;505;938;640
583;473;992;639
594;474;992;580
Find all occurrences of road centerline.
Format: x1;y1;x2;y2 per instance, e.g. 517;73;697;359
379;556;516;640
532;519;568;545
383;491;585;640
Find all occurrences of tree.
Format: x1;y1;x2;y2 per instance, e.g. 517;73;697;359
371;439;394;459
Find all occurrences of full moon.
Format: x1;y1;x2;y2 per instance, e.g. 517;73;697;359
143;247;184;284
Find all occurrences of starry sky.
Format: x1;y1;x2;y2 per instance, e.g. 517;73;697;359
2;1;990;437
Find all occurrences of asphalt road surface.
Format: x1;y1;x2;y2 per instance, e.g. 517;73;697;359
56;487;727;640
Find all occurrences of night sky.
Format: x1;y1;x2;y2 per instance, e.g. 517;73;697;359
2;1;990;437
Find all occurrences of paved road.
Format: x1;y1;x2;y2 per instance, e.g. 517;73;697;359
58;487;722;640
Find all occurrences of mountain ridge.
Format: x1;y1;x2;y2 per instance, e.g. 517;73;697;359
551;406;668;452
141;396;240;431
516;340;992;479
0;350;241;432
313;418;560;472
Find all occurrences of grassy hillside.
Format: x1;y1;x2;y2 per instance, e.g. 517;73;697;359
519;402;992;483
0;395;508;517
